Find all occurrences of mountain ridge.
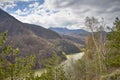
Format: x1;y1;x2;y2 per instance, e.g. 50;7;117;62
0;8;65;69
49;27;89;35
49;27;90;47
0;8;81;68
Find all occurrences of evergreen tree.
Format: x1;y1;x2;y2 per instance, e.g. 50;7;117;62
0;32;8;79
39;53;67;80
0;32;36;80
106;17;120;68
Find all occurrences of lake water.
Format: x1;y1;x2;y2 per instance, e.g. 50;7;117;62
61;52;84;70
35;52;84;76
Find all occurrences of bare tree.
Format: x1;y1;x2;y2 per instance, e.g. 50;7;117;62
85;17;107;80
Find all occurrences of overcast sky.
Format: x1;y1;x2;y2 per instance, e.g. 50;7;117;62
0;0;120;29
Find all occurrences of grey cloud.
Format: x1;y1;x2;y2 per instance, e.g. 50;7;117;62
52;0;120;27
12;0;120;28
107;7;120;13
1;0;120;29
52;0;120;13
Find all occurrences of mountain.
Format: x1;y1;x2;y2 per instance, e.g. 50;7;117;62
49;39;80;54
0;9;61;39
49;27;89;35
0;9;65;68
0;9;81;68
49;27;90;47
23;23;61;39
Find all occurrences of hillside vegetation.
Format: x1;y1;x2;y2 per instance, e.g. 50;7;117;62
0;8;120;80
0;9;81;69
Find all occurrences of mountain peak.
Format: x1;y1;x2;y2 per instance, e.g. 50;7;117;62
0;8;61;39
0;8;64;69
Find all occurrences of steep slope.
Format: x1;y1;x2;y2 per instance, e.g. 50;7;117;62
62;35;85;47
24;23;61;39
50;39;81;54
23;25;81;54
0;9;65;69
0;9;61;39
0;9;30;36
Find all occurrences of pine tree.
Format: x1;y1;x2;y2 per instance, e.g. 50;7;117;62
0;32;36;80
39;53;67;80
106;17;120;68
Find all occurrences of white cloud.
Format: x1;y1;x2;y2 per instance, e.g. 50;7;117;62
10;0;85;29
14;8;30;16
0;0;30;2
15;0;30;2
11;7;79;29
14;9;22;15
4;3;17;10
8;0;120;29
0;0;16;10
29;2;39;8
0;0;13;3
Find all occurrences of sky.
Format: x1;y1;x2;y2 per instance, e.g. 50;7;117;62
0;0;120;30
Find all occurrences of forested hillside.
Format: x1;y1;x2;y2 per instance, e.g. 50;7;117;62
1;15;120;80
0;0;120;79
0;9;81;69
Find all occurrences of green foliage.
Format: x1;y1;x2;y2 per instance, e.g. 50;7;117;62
107;18;120;48
45;53;61;67
106;17;120;68
110;73;120;80
52;39;80;54
66;59;86;80
0;31;7;45
0;31;67;80
0;32;36;80
101;70;120;80
38;53;67;80
0;32;9;79
26;53;67;80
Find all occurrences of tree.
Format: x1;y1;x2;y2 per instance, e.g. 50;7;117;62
106;17;120;68
39;53;67;80
85;17;107;80
0;32;36;80
0;32;8;79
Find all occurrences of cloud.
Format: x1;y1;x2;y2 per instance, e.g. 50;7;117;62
0;0;34;10
14;9;29;16
4;3;17;10
11;9;77;28
9;0;84;29
1;0;120;29
29;2;39;8
15;0;30;2
0;0;17;10
0;0;13;3
43;0;120;28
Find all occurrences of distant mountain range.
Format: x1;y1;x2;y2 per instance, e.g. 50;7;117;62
0;9;81;69
49;27;90;47
49;27;89;35
49;27;107;47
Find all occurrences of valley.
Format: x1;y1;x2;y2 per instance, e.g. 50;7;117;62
0;0;120;79
0;8;85;69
